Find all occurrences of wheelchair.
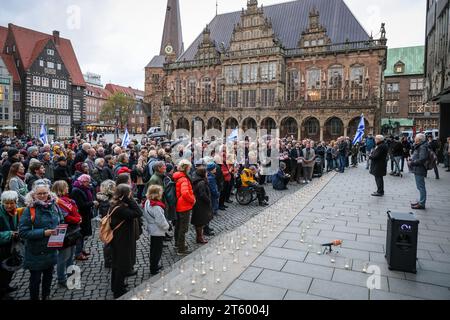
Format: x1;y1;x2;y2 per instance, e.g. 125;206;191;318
236;186;258;205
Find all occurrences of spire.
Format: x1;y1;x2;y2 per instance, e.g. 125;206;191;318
160;0;184;58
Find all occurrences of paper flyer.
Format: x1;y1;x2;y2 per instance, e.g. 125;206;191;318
47;224;68;248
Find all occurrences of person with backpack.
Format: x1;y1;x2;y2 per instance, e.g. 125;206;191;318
191;167;213;244
135;148;149;203
427;135;440;180
109;184;143;298
163;164;177;240
97;180;116;268
408;133;430;210
19;180;65;300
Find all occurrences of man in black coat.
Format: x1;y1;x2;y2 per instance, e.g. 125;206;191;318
369;135;389;197
290;143;303;183
53;156;72;186
72;143;90;173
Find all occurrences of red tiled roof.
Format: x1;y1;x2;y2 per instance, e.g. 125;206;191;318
0;26;8;50
86;84;111;100
8;24;86;86
0;53;21;84
105;83;144;98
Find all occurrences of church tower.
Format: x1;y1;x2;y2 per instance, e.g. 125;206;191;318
160;0;184;59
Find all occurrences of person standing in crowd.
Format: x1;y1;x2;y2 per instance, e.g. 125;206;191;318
401;136;411;172
84;148;97;175
19;180;64;300
26;162;46;191
191;167;213;244
91;158;106;191
365;134;376;169
290;143;303;183
0;191;20;300
272;162;290;190
316;141;326;170
369;135;389;197
163;164;177;240
41;152;54;182
337;137;347;173
73;143;91;172
71;175;98;261
66;150;76;177
72;162;90;183
351;142;359;167
173;160;195;256
103;155;115;181
23;146;39;172
53;156;71;187
1;149;21;191
359;139;367;163
135;148;149;203
109;184;143;298
147;150;159;178
114;153;131;178
219;153;232;210
97;180;116;268
143;185;169;275
408;133;429;210
427;135;440;180
148;161;166;189
302;141;316;183
5;163;28;208
52;181;82;288
390;136;403;177
207;163;220;216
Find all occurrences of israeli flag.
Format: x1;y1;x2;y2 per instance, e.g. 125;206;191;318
39;123;48;145
227;128;239;142
121;128;130;148
352;115;365;145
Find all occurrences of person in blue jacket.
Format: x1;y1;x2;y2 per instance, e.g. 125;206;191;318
19;180;64;300
207;163;220;215
272;162;291;190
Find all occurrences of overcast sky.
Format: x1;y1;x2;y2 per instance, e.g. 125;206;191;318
0;0;426;90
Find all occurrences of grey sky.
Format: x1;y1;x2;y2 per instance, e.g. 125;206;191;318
0;0;426;90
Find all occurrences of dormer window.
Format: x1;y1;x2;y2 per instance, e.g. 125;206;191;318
47;49;54;56
394;61;405;74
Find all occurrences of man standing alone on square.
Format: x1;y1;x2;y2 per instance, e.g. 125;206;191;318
369;135;388;197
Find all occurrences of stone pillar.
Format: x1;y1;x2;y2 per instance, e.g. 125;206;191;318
344;126;348;137
320;126;324;142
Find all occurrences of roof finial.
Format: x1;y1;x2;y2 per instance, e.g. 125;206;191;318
216;0;218;16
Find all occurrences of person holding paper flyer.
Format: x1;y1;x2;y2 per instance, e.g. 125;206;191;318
19;180;64;300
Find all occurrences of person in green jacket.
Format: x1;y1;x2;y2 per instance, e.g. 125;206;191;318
0;191;20;299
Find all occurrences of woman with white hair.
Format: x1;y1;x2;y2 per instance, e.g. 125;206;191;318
0;191;20;299
173;159;196;256
19;180;64;300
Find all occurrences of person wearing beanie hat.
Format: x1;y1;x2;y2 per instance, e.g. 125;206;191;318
1;149;21;190
207;162;216;172
206;164;220;215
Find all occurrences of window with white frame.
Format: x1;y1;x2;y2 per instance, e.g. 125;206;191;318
52;79;59;89
33;76;41;86
39;60;44;67
60;80;67;90
13;91;20;102
57;64;61;70
47;49;54;56
47;62;54;69
42;77;49;87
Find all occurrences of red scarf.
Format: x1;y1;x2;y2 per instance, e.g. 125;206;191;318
150;200;166;210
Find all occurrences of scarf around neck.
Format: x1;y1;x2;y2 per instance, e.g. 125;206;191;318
73;180;94;202
150;200;166;210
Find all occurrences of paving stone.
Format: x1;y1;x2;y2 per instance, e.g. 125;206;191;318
388;277;450;300
418;259;450;274
341;240;385;253
270;239;287;248
369;290;423;300
333;225;370;235
405;270;450;287
309;279;369;300
263;246;307;262
356;235;386;245
429;252;450;263
282;261;334;281
332;268;389;291
319;230;356;241
284;290;330;300
239;267;263;282
251;256;287;271
223;279;287;300
255;269;312;293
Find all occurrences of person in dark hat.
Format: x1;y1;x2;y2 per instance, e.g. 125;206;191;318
1;149;21;191
54;156;71;186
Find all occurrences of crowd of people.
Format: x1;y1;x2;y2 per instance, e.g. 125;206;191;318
0;130;447;300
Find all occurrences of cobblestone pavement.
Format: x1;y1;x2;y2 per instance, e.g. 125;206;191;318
8;178;306;300
221;165;450;300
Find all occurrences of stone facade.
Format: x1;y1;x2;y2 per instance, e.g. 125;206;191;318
145;0;387;142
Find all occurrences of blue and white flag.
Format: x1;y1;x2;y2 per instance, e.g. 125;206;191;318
352;115;365;145
121;128;130;148
227;128;239;142
39;123;48;145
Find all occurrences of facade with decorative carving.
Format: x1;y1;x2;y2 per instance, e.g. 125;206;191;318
145;0;388;142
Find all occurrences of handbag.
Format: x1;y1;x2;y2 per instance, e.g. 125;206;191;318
63;224;82;248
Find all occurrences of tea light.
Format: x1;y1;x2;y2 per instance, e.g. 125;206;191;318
202;288;208;294
330;258;336;263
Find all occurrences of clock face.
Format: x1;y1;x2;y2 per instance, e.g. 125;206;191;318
165;45;174;54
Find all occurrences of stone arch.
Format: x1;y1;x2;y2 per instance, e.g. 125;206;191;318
225;117;239;130
260;117;277;133
242;117;257;132
324;117;344;142
207;117;222;130
176;117;190;131
301;117;320;142
348;117;370;138
280;117;299;139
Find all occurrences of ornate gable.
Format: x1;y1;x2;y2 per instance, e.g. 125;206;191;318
298;7;331;51
228;0;280;52
194;25;220;60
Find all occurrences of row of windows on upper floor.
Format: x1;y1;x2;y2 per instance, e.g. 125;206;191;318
38;58;62;70
386;79;424;92
0;85;20;102
32;76;67;90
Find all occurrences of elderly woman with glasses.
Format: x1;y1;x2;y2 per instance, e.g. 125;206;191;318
0;191;20;299
19;180;64;300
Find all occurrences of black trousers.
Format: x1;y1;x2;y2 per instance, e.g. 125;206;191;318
253;185;267;202
291;162;303;182
136;185;145;202
29;267;54;300
219;181;231;206
103;243;112;268
111;268;127;299
175;211;191;252
0;267;14;296
150;236;164;274
375;176;384;194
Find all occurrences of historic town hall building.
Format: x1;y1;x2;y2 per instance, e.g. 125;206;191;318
145;0;388;141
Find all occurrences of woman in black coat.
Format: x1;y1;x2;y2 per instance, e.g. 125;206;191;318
369;135;389;197
109;184;143;299
191;168;213;244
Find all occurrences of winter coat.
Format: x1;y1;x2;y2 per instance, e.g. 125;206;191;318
241;168;257;187
163;175;177;221
73;149;88;171
26;174;42;192
91;166;105;189
102;166;114;181
0;206;19;262
191;173;213;226
391;141;403;157
366;137;376;152
53;165;71;185
173;172;196;213
215;164;225;192
19;200;64;271
42;161;54;182
110;199;143;272
369;142;389;177
207;172;220;212
147;157;159;178
143;201;169;237
410;141;429;177
148;172;164;188
221;164;232;183
8;177;28;208
96;192;112;218
70;186;95;237
272;169;288;190
302;148;316;168
1;158;19;189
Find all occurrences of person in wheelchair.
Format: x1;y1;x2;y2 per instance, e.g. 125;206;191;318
240;166;269;206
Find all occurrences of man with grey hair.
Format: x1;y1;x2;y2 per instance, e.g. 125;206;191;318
73;143;91;172
24;146;39;172
84;148;97;174
369;135;389;196
408;133;429;210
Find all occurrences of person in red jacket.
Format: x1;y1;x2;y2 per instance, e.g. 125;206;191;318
219;152;233;209
173;159;195;256
52;180;82;288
